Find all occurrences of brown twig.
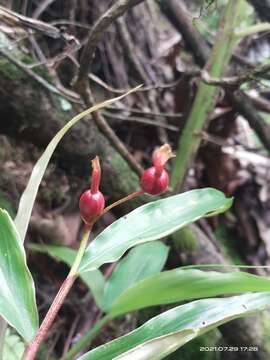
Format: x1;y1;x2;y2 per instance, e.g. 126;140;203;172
89;72;183;93
74;0;146;177
117;15;168;143
102;110;178;131
62;315;80;356
32;0;57;19
0;5;61;38
201;62;270;87
98;190;144;219
247;91;270;113
108;105;183;118
227;90;270;150
76;0;145;83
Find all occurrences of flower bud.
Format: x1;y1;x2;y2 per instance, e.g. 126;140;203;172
79;156;105;224
140;144;174;195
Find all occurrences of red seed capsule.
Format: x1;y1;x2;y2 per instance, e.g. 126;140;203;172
79;190;105;224
79;156;105;224
140;144;174;196
141;167;169;195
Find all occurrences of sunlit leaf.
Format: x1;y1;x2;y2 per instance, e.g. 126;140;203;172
79;292;270;360
111;268;270;315
102;241;169;311
79;188;232;273
0;210;38;342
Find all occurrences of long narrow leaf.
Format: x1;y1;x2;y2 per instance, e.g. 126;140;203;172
15;86;141;242
102;241;169;311
111;268;270;315
79;188;232;273
0;210;38;342
79;292;270;360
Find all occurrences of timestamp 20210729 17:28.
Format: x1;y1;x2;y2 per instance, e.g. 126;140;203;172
200;346;259;352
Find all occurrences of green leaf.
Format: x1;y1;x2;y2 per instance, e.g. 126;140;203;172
0;210;38;342
79;188;232;273
28;243;105;310
111;268;270;316
14;86;141;243
3;329;25;360
79;292;270;360
102;241;169;312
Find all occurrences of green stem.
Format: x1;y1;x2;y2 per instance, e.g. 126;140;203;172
23;227;92;360
235;22;270;38
24;189;143;360
69;226;92;276
171;0;245;191
60;315;111;360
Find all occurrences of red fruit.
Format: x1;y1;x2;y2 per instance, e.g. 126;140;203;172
79;156;105;224
140;144;174;195
79;190;105;224
140;166;169;195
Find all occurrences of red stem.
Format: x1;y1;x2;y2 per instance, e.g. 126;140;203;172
23;276;76;360
23;190;143;359
98;190;144;218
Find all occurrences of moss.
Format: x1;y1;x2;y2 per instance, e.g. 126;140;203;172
172;226;199;252
108;152;144;208
0;57;26;81
214;223;244;265
110;153;139;192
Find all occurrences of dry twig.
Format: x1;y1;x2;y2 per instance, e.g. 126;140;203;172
75;0;146;176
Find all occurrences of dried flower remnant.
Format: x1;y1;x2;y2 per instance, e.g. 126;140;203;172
79;156;105;224
141;144;175;195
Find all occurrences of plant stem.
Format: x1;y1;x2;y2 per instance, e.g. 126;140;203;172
235;22;270;38
171;0;245;191
98;190;144;218
23;190;143;359
23;227;92;360
69;226;92;276
60;315;111;360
